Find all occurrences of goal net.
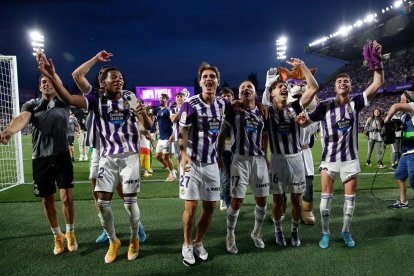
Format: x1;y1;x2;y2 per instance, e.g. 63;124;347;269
0;56;24;191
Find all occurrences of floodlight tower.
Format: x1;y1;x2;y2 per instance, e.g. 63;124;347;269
276;36;288;62
29;30;44;56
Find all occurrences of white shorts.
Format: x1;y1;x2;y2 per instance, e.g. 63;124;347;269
95;152;141;194
156;139;171;154
89;148;100;180
269;153;306;194
179;161;220;201
230;155;269;198
171;141;181;158
319;159;361;183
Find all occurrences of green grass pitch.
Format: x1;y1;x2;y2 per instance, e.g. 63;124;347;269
0;135;413;275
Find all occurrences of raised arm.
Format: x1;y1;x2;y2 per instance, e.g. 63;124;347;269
364;41;385;102
384;103;413;123
72;50;113;94
286;58;319;109
37;53;87;109
0;112;31;144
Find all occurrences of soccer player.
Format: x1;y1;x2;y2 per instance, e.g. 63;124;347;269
179;62;229;266
37;52;152;263
266;58;318;247
384;90;414;209
218;80;269;254
155;94;177;182
302;41;384;248
0;75;78;256
68;111;80;162
218;87;234;210
170;92;185;170
76;110;89;161
71;50;147;245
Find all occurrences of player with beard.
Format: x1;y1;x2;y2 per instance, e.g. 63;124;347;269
218;80;269;254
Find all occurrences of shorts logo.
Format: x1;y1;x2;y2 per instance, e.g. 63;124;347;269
256;183;269;188
206;187;220;192
33;182;39;195
125;179;140;184
180;188;185;195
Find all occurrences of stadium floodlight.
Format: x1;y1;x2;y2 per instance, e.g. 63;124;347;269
365;14;375;23
355;20;363;27
276;36;288;60
338;25;353;36
29;30;44;56
394;0;403;8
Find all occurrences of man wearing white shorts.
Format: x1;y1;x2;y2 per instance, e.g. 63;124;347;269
179;62;228;266
38;53;152;264
265;58;318;247
218;80;269;254
302;41;384;249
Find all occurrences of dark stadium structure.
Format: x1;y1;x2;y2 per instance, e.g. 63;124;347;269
305;1;414;62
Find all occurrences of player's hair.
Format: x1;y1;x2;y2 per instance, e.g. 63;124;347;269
220;87;233;96
198;62;221;84
269;80;286;91
160;93;170;100
404;90;414;103
99;66;120;84
335;73;351;82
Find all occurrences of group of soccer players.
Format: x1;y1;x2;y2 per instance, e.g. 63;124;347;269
0;40;386;265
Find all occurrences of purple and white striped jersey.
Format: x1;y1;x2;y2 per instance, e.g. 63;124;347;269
171;106;180;142
85;90;140;157
179;94;228;163
224;106;266;156
266;100;302;155
308;92;368;162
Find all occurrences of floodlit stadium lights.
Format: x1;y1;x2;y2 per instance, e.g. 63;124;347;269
277;56;286;60
31;41;44;47
365;14;375;23
355;19;363;27
29;31;44;42
277;36;287;45
29;30;44;56
277;46;287;51
394;0;403;8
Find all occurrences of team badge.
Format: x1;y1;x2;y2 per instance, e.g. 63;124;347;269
346;105;352;113
180;188;185;195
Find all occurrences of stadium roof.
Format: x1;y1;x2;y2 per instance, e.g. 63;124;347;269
305;1;414;61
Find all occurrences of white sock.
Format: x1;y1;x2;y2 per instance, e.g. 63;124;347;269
51;227;62;237
66;224;74;233
252;204;267;236
273;218;283;232
291;219;299;233
320;193;333;234
97;199;116;243
227;206;239;238
342;194;356;233
123;197;140;241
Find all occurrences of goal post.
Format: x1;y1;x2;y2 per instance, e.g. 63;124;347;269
0;55;24;191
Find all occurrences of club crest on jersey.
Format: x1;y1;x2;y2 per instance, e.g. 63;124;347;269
108;109;128;125
208;118;220;134
336;118;352;132
219;107;224;117
346;105;352;113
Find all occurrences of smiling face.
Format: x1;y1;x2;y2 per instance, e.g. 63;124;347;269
199;69;219;96
335;76;352;96
271;81;288;104
101;69;124;95
238;81;256;102
39;76;57;99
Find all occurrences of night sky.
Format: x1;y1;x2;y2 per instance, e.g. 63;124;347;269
1;0;392;101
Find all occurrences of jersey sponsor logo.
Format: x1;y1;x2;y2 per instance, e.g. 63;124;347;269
208;118;221;134
278;122;291;135
206;186;220;192
336;118;352;132
245;117;259;133
292;181;305;187
180;111;187;124
107;109;129;125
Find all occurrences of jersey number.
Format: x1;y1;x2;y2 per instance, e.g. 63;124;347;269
270;173;278;184
180;175;190;188
98;168;105;179
231;176;240;187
